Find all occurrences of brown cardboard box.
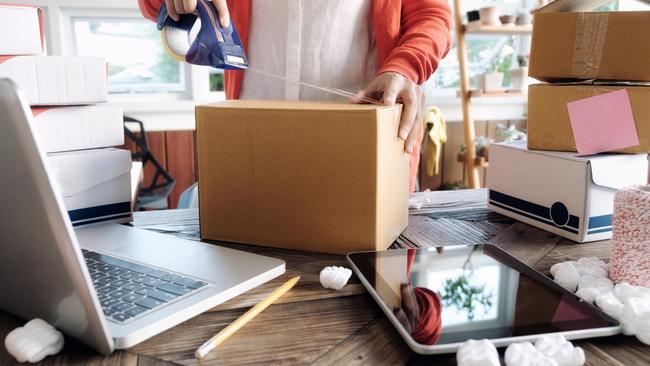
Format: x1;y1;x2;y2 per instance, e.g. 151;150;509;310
195;100;409;255
529;0;650;81
527;83;650;153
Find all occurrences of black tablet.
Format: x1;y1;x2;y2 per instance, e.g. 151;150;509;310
347;244;620;354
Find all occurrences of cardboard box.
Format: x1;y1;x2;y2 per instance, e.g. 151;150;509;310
527;83;650;154
47;148;132;227
0;56;107;105
529;0;650;81
0;5;44;55
196;100;409;255
31;106;124;153
487;141;648;242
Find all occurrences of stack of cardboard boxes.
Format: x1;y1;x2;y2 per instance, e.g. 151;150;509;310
0;4;132;227
488;0;649;243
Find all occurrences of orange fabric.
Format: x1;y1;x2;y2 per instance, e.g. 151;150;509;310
138;0;451;191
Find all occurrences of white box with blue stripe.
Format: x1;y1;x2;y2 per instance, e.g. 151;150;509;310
46;148;133;227
487;141;648;242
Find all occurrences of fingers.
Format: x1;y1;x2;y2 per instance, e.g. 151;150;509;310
400;284;420;330
213;0;231;28
405;88;424;153
405;113;422;154
173;0;186;13
165;0;179;21
394;309;412;334
398;89;417;142
183;0;197;14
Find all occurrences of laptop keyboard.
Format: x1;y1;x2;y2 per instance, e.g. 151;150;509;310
82;249;209;324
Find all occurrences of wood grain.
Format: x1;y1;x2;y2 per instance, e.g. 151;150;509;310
1;189;648;365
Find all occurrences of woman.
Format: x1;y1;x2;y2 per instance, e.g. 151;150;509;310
139;0;452;191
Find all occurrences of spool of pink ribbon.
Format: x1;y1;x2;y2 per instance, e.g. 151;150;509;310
610;185;650;287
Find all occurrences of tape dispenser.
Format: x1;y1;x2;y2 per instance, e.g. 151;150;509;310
157;0;248;70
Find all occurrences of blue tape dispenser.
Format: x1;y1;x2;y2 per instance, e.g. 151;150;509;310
157;0;248;70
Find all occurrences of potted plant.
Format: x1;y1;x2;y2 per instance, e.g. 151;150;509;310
479;43;513;92
510;55;530;92
479;5;500;26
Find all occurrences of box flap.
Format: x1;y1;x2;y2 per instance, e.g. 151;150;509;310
536;0;613;13
47;149;132;197
197;100;391;112
589;155;648;189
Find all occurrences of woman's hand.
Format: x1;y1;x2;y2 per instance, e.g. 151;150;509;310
165;0;230;28
361;72;424;154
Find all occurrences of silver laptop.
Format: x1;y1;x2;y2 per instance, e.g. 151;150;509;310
0;79;285;354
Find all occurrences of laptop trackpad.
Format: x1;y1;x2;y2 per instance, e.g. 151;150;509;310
77;224;205;270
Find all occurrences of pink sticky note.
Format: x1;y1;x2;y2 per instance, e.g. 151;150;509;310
566;89;639;155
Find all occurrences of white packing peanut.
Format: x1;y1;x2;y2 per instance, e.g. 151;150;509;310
319;266;352;291
553;262;580;292
4;319;64;363
594;292;624;319
456;339;500;366
505;342;557;366
535;334;585;366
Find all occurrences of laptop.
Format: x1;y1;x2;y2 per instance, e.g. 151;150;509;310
0;79;285;354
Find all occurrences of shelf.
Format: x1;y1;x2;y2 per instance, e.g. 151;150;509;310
457;153;489;168
463;23;533;35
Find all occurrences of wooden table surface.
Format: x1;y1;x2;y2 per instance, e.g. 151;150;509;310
1;189;648;365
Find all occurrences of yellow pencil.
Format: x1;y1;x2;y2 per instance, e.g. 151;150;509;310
195;276;301;359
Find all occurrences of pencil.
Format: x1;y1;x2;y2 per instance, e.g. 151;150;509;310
194;276;301;359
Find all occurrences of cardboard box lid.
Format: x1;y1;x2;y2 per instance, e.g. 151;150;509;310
536;0;616;13
497;142;647;189
589;155;648;189
197;100;393;112
47;148;132;197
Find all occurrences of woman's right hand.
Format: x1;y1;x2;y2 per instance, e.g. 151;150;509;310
165;0;230;28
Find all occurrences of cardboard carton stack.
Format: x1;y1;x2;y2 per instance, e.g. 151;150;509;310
0;4;132;227
487;0;650;243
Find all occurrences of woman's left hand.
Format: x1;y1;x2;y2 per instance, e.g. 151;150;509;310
360;72;424;154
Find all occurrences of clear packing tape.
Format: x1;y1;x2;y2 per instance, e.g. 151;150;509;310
572;12;608;79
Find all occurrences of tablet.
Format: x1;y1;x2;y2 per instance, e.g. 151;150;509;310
347;244;620;354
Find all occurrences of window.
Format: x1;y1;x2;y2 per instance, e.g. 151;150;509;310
432;36;517;89
72;18;185;95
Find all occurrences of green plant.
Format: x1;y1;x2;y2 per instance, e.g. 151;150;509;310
440;248;493;320
496;124;527;142
487;39;514;74
517;55;529;68
441;275;493;320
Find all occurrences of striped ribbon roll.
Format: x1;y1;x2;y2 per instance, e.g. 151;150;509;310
609;185;650;287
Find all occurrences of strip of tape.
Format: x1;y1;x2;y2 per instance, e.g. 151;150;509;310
572;12;609;79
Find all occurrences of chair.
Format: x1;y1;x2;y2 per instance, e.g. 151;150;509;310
123;116;175;210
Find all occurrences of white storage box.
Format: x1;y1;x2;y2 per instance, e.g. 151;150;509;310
0;5;44;55
31;105;124;153
0;56;107;105
487;141;648;242
46;148;132;227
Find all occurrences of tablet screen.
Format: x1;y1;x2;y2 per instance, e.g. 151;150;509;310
349;245;618;346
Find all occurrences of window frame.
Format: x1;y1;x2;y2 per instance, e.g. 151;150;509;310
20;0;224;105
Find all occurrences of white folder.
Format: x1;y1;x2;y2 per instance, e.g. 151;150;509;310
32;105;124;153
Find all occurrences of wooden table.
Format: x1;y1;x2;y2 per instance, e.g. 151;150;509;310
1;189;648;365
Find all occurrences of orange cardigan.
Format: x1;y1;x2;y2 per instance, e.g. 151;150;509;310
139;0;452;191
